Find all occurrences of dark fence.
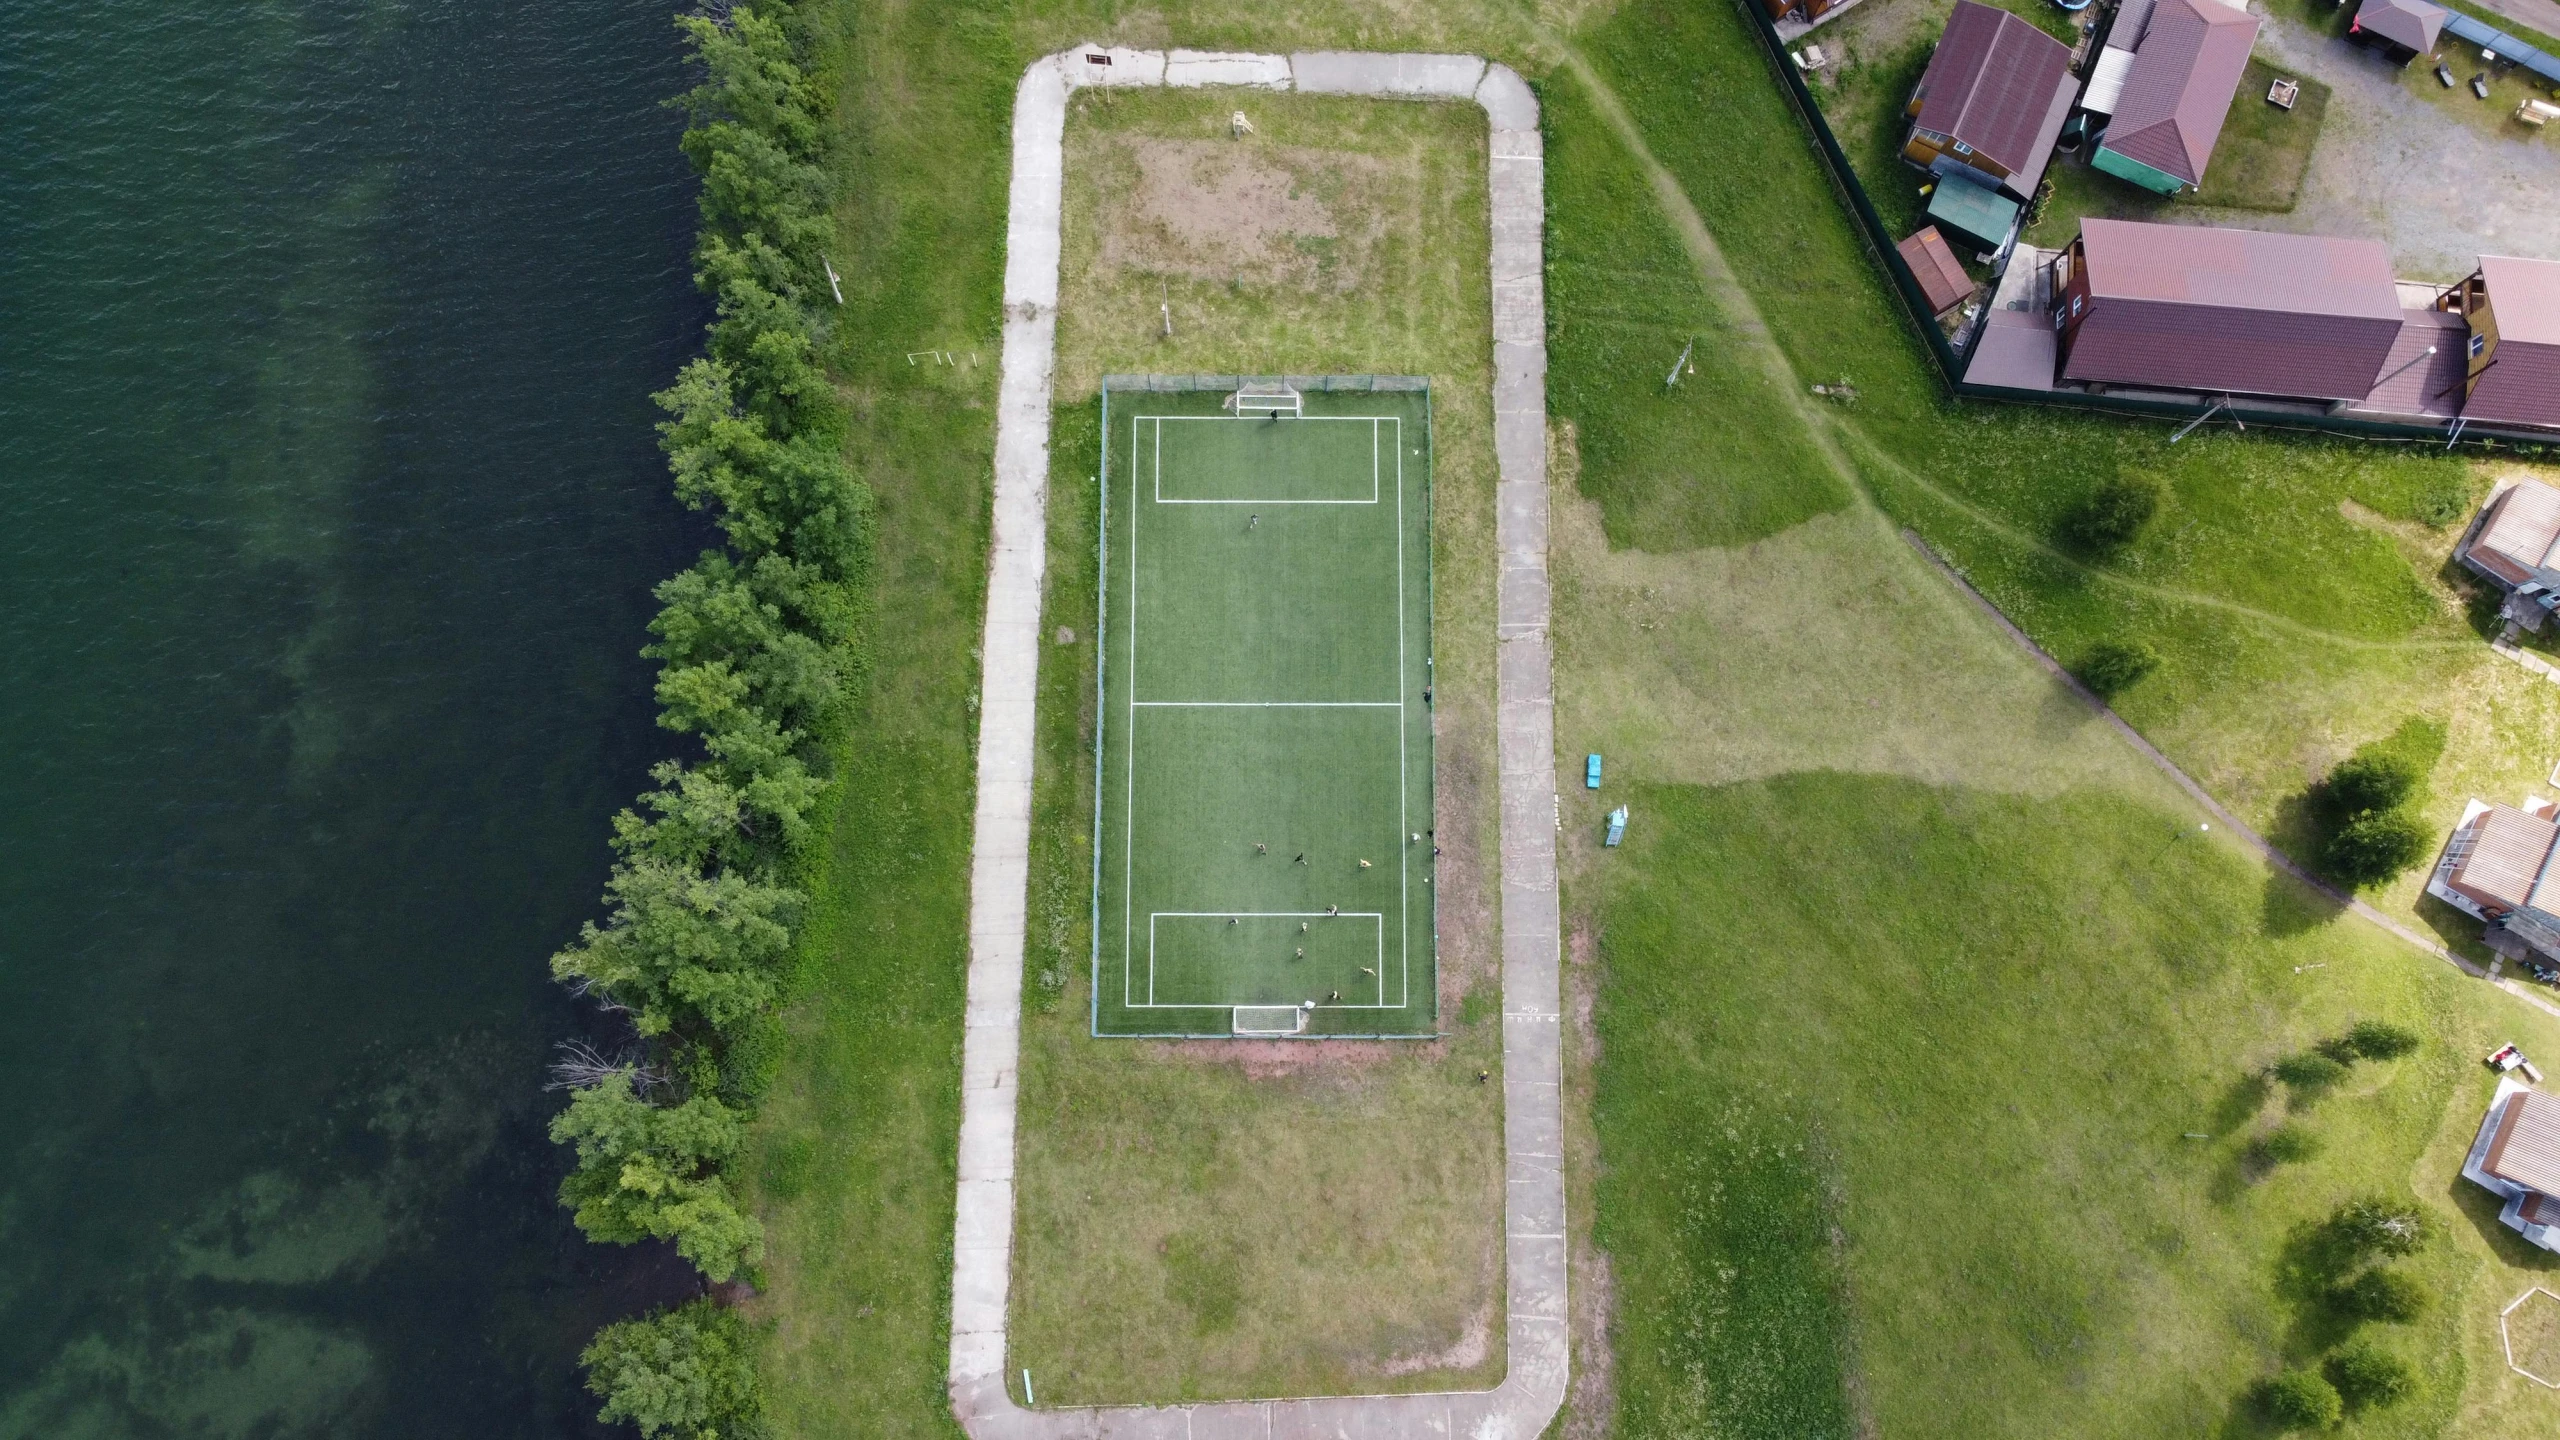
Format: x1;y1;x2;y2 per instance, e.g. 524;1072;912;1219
1729;0;2554;452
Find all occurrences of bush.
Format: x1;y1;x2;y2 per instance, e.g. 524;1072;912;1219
2077;639;2160;699
2326;1340;2414;1410
2330;1197;2432;1258
2253;1122;2321;1166
2342;1020;2420;1061
2257;1368;2344;1430
2325;751;2421;818
2274;1052;2350;1093
582;1299;766;1440
2334;1265;2430;1322
552;1083;765;1282
2060;473;2163;552
2323;810;2430;887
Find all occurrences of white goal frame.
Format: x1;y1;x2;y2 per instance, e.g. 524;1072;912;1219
1225;381;1303;418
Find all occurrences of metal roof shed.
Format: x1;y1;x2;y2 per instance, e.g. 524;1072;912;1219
1926;174;2020;254
1898;226;1975;316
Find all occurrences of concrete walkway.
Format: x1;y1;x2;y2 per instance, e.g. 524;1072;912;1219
948;47;1564;1440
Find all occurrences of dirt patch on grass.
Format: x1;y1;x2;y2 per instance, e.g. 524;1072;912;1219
1100;137;1394;293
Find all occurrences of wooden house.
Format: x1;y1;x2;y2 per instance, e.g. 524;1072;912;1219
1903;1;2078;202
2439;256;2560;431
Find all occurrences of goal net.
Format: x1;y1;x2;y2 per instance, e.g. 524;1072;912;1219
1232;1005;1309;1036
1226;382;1303;418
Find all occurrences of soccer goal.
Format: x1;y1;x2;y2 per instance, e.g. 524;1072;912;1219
1232;1004;1310;1036
1225;381;1303;418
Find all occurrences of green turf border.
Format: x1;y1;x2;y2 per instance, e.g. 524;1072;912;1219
1091;374;1438;1040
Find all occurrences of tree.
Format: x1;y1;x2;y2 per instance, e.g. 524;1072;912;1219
2077;639;2160;699
2324;809;2430;886
2329;1197;2432;1258
2325;751;2421;818
2326;1341;2414;1410
2342;1020;2420;1061
582;1299;765;1440
2253;1122;2321;1166
552;1083;764;1281
2257;1369;2343;1430
2060;473;2162;553
2273;1052;2350;1094
2333;1265;2429;1322
550;857;799;1037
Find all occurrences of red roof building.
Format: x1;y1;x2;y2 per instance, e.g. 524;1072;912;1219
1898;226;1975;317
1902;1;2078;202
2052;218;2403;400
2091;0;2260;193
2442;255;2560;430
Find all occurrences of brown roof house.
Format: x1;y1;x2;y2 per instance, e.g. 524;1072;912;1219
2463;1078;2560;1253
1903;0;2079;202
2439;255;2560;430
2350;0;2447;65
2427;797;2560;961
2092;0;2260;195
2050;218;2403;400
2457;479;2560;627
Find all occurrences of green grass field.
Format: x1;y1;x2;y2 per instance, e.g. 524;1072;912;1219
1095;386;1437;1037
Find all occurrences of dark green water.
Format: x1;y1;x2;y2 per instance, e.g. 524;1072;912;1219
0;2;707;1433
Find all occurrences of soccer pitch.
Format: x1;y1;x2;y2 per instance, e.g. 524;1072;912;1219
1093;381;1436;1038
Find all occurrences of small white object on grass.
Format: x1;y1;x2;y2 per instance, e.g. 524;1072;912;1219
1231;110;1254;137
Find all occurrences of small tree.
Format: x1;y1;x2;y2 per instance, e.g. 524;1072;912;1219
2330;1197;2432;1258
2254;1122;2321;1166
581;1299;765;1440
2326;1341;2414;1410
2343;1020;2421;1061
2334;1265;2430;1322
2257;1368;2344;1430
2274;1052;2351;1094
2061;473;2163;553
2078;639;2161;699
2326;751;2422;818
2324;810;2430;887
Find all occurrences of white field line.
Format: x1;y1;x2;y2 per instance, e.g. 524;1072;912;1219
950;47;1562;1440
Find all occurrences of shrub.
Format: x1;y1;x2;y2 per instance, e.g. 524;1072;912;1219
2330;1196;2432;1258
2060;473;2162;552
2323;810;2430;887
2326;1340;2414;1410
2342;1020;2421;1061
552;1083;765;1282
2274;1052;2350;1093
2253;1122;2321;1166
2077;639;2160;699
2325;751;2421;818
581;1299;765;1440
2257;1368;2344;1430
2334;1265;2430;1322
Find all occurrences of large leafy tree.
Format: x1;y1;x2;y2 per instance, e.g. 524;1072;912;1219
552;1083;763;1281
551;857;798;1036
582;1299;765;1440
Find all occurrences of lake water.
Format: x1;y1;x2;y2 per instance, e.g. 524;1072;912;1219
0;1;709;1432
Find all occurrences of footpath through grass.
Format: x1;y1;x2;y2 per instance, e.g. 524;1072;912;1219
1550;0;2560;1434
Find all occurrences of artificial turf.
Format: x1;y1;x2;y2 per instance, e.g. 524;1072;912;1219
1095;386;1436;1037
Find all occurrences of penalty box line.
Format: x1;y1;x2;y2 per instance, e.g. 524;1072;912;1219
1144;911;1393;1010
1139;414;1399;505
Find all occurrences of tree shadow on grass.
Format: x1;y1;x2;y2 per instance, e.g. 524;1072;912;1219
2260;862;2347;941
2272;1218;2371;1357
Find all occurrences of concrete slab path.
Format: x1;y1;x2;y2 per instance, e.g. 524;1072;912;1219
947;47;1564;1440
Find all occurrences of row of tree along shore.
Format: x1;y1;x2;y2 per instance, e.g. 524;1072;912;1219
553;5;851;1435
